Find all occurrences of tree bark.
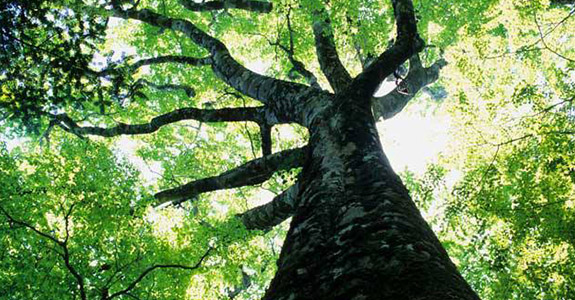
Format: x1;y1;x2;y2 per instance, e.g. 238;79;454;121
263;92;479;299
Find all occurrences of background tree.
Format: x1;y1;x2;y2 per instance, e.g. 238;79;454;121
401;1;575;298
2;0;574;299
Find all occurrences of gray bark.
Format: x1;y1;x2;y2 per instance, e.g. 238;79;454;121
263;89;479;299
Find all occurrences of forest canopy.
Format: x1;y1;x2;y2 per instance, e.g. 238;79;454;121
1;0;575;299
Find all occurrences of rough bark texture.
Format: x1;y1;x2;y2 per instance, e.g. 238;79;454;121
263;90;479;300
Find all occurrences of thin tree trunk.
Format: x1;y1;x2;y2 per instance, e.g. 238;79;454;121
264;94;479;299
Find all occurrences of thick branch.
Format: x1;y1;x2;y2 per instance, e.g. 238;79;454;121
93;55;212;77
180;0;272;13
352;0;424;96
239;182;299;230
108;247;212;299
312;8;352;93
114;8;317;123
551;0;575;5
373;56;447;120
52;106;269;137
155;146;307;206
259;124;272;156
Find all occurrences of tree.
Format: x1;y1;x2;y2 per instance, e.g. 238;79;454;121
2;0;538;298
414;2;575;298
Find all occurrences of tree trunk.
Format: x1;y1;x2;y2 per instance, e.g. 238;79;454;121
264;94;480;300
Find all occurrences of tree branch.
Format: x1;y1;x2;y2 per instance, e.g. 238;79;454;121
239;181;299;230
0;205;63;247
114;7;318;123
256;31;320;89
93;55;212;77
180;0;272;13
352;0;424;97
0;205;87;300
259;124;272;156
311;7;352;93
155;146;307;206
108;247;212;299
372;56;447;120
281;7;321;89
51;106;273;138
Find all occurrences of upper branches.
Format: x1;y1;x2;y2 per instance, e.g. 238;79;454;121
113;7;320;124
180;0;273;13
351;0;424;97
312;7;352;93
273;7;321;89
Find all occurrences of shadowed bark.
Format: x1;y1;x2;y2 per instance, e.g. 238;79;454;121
263;87;478;300
551;0;575;4
260;124;272;156
237;51;447;230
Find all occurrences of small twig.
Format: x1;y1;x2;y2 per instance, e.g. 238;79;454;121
533;10;575;63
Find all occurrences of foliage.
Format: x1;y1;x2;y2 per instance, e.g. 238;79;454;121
1;0;575;298
0;137;286;299
403;1;575;298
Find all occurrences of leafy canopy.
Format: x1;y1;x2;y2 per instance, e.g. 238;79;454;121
1;0;575;299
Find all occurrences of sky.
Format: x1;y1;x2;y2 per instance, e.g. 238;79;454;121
375;84;449;175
